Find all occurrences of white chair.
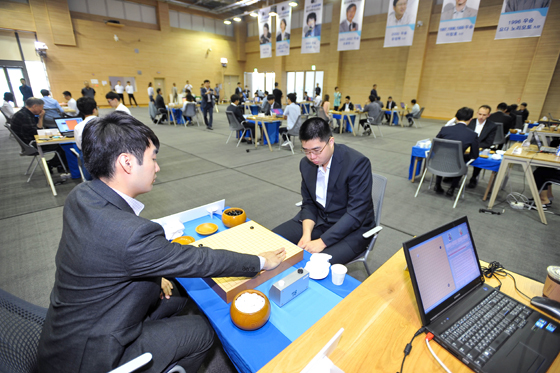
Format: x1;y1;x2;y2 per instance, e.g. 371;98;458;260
364;111;384;138
70;148;86;182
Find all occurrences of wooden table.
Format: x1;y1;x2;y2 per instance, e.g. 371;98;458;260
527;127;560;146
63;107;76;114
246;115;284;152
258;249;560;373
329;110;358;136
487;144;560;225
34;135;76;196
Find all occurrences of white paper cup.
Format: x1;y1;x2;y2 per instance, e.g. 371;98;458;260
331;264;347;286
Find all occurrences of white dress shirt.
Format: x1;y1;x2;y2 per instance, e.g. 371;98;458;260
316;155;333;208
67;98;79;115
148;87;154;97
116;103;131;115
74;115;97;150
125;85;134;94
115;84;124;94
474;120;486;136
1;100;15;119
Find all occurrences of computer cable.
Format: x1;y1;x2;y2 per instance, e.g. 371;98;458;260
425;332;452;373
481;261;532;301
397;326;425;373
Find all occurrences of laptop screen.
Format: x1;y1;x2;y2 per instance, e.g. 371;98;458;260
403;217;483;324
272;108;283;116
55;117;83;133
401;102;405;108
355;104;362;111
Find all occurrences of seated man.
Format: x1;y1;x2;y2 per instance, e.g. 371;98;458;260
312;93;322;113
280;93;300;146
359;95;381;136
227;94;255;144
515;102;529;122
36;112;285;372
530;167;559;210
405;99;420;127
466;105;497;189
488;102;514;135
260;95;276;116
334;96;354;132
434;107;479;197
40;89;65;124
106;92;131;115
2;92;15;119
61;91;79;116
273;117;375;264
155;88;167;121
10;97;68;175
73;96;98;181
385;96;397;122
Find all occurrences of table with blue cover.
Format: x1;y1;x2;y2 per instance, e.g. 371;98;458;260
330;111;356;135
298;102;311;115
168;108;185;125
384;110;400;125
175;213;360;373
245;119;281;148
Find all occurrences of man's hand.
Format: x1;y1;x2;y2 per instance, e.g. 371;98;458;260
299;238;326;254
38;109;45;117
259;248;286;271
297;235;311;248
160;277;173;300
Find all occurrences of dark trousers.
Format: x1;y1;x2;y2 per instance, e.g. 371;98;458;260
471;167;482;181
359;118;370;129
118;93;124;102
128;93;138;106
202;104;213;127
118;280;214;373
149;95;154;103
272;219;365;265
534;167;560;191
279;127;290;141
40;144;69;170
436;176;461;188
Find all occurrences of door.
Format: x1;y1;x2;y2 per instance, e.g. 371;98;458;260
154;78;166;102
224;75;239;102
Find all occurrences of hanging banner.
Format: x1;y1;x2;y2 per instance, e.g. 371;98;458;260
276;1;292;56
495;0;550;40
301;0;323;54
437;0;480;44
337;0;365;51
383;0;420;48
258;6;272;58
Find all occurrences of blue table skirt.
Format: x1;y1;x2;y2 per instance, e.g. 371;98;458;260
509;133;528;142
246;120;281;144
331;113;356;133
170;108;185;124
299;103;311;115
384;111;399;125
249;105;260;115
408;146;502;180
60;143;82;179
176;214;360;373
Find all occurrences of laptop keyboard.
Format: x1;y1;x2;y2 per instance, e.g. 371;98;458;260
441;291;533;368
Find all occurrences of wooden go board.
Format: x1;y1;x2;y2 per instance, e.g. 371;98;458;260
194;221;304;303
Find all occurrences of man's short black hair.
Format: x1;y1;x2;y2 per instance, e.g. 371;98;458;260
63;91;72;97
369;95;376;102
307;12;317;23
393;0;400;6
345;96;350;100
156;88;162;94
231;94;240;102
388;96;392;99
106;92;119;100
204;79;210;83
287;93;297;103
4;92;14;101
237;82;241;85
346;3;356;13
77;97;97;116
479;104;492;113
300;117;332;143
497;102;508;111
26;98;43;107
456;107;474;122
521;102;527;107
411;99;417;104
82;112;160;180
267;95;274;101
40;89;49;97
275;82;279;87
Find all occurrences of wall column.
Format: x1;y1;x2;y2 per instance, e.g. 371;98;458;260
325;0;342;97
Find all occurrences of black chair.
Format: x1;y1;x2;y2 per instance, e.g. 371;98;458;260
514;115;523;130
492;122;507;147
279;115;302;155
226;111;252;147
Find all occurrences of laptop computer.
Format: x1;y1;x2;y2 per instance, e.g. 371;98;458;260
355;104;362;111
533;131;557;153
54;117;83;137
272;108;283;116
403;216;560;373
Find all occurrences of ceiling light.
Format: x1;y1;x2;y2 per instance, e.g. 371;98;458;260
269;5;277;16
289;1;298;6
250;11;258;17
224;19;232;24
233;16;242;22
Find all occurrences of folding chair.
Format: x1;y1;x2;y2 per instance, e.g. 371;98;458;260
410;107;425;129
364;111;384;138
226;111;253;147
183;103;200;126
279;115;302;155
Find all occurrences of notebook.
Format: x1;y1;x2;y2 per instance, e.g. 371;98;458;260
403;216;560;373
54;117;83;137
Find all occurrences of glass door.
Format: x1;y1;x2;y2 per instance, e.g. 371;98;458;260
6;68;25;107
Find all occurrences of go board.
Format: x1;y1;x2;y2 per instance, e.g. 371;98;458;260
194;221;304;303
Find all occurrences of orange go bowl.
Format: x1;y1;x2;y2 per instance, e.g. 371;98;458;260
222;208;246;228
230;289;271;331
172;236;195;245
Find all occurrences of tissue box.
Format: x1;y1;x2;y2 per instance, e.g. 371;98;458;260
416;139;431;148
269;268;309;307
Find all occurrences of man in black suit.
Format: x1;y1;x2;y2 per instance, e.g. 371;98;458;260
370;84;377;99
273;117;375;265
434;107;479;197
227;94;255;144
37;112;285;373
467;105;497;189
488;102;514;136
516;102;529;122
200;79;215;130
273;82;283;107
385;96;397;122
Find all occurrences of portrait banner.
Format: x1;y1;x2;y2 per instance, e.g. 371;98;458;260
301;0;323;54
258;7;272;58
383;0;419;48
495;0;550;40
276;2;292;56
436;0;480;44
337;0;365;51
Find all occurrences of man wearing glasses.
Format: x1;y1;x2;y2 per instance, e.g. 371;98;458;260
273;117;375;264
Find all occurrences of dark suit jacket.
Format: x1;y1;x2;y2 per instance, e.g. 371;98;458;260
227;103;245;124
386;101;397;110
296;144;375;253
488;111;514;135
468;119;498;149
37;179;259;372
436;122;479;162
200;87;215;109
342;102;354;111
155;94;165;110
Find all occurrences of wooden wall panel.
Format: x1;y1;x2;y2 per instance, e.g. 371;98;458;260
0;1;36;32
541;58;560;119
45;0;76;46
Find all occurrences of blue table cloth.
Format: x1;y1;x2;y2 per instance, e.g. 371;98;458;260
299;103;311;115
176;214;360;373
249;105;260;115
246;120;281;145
331;113;356;133
170;108;185;125
509;133;528;142
60;143;82;179
384;111;399;125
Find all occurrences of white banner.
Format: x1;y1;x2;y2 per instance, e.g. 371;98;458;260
337;0;365;51
383;0;419;48
495;0;550;40
276;2;292;56
258;7;272;58
301;0;323;54
436;0;480;44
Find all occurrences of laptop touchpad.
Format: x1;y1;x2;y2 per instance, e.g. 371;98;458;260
504;343;545;373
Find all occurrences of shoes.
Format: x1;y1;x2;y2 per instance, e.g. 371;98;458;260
467;179;477;189
434;185;445;194
333;127;340;132
446;187;455;197
246;140;253;145
281;140;290;147
60;173;71;181
525;202;550;211
408;120;414;127
442;177;452;184
363;128;372;136
207;126;213;130
241;138;247;143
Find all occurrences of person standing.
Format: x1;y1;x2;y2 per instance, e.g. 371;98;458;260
184;80;193;93
19;79;34;104
81;81;96;98
273;82;283;107
114;81;125;102
333;87;342;111
172;83;178;104
215;83;221;104
315;83;321;97
147;82;155;103
126;81;138;107
370;84;378;99
200;79;215;130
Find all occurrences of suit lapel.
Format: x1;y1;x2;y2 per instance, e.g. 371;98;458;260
325;144;343;209
88;179;136;215
304;159;318;203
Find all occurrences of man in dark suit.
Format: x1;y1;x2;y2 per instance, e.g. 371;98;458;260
339;3;359;32
515;102;529;122
227;94;255;144
467;105;497;189
273;117;375;265
435;107;479;197
200;79;215;130
273;82;283;107
37;112;285;373
385;96;397;122
488;102;514;136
